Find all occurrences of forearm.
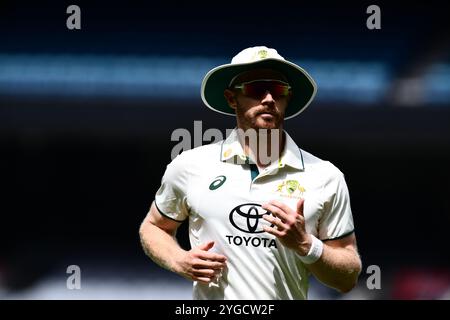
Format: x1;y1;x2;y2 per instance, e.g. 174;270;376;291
262;200;362;293
305;242;362;293
139;222;185;273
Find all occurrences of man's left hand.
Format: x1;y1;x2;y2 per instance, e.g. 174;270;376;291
262;199;312;256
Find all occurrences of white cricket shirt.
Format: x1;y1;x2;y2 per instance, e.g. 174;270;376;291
155;129;354;300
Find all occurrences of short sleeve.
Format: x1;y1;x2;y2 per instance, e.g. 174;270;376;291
318;169;355;241
154;154;190;222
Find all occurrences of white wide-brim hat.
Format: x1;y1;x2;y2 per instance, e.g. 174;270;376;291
201;46;317;120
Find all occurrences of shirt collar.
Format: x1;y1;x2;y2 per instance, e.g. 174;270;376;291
220;128;305;171
220;128;248;163
281;131;305;171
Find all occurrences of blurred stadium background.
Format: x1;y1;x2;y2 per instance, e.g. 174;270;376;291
1;0;449;299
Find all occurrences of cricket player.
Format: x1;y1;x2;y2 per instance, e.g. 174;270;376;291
139;46;362;299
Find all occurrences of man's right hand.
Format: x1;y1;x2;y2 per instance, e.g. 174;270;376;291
174;241;227;284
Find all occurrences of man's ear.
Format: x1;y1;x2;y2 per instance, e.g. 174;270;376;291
224;89;237;110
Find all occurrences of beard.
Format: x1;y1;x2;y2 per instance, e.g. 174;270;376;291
235;102;284;131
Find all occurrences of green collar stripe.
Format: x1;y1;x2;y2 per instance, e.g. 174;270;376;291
249;163;259;181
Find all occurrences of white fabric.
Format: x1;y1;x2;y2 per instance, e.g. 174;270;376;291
155;129;354;300
231;46;285;64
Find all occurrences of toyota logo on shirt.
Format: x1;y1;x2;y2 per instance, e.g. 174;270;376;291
229;203;274;234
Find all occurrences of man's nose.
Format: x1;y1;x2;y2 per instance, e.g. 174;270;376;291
261;91;275;103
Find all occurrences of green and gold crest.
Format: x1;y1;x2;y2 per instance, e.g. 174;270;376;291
286;180;299;194
275;179;306;198
258;49;268;58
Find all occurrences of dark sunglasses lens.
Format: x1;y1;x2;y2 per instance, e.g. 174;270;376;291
243;82;289;98
243;82;267;97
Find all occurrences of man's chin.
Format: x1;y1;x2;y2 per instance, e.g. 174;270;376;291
253;120;280;130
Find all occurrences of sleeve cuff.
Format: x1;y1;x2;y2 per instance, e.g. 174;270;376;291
321;229;354;242
154;200;186;223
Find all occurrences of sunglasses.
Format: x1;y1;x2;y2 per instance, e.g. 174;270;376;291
232;79;291;99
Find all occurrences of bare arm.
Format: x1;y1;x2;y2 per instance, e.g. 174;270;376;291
139;202;184;272
305;233;361;293
262;199;361;293
139;202;227;283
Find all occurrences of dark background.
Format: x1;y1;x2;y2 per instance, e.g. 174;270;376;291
0;0;449;299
